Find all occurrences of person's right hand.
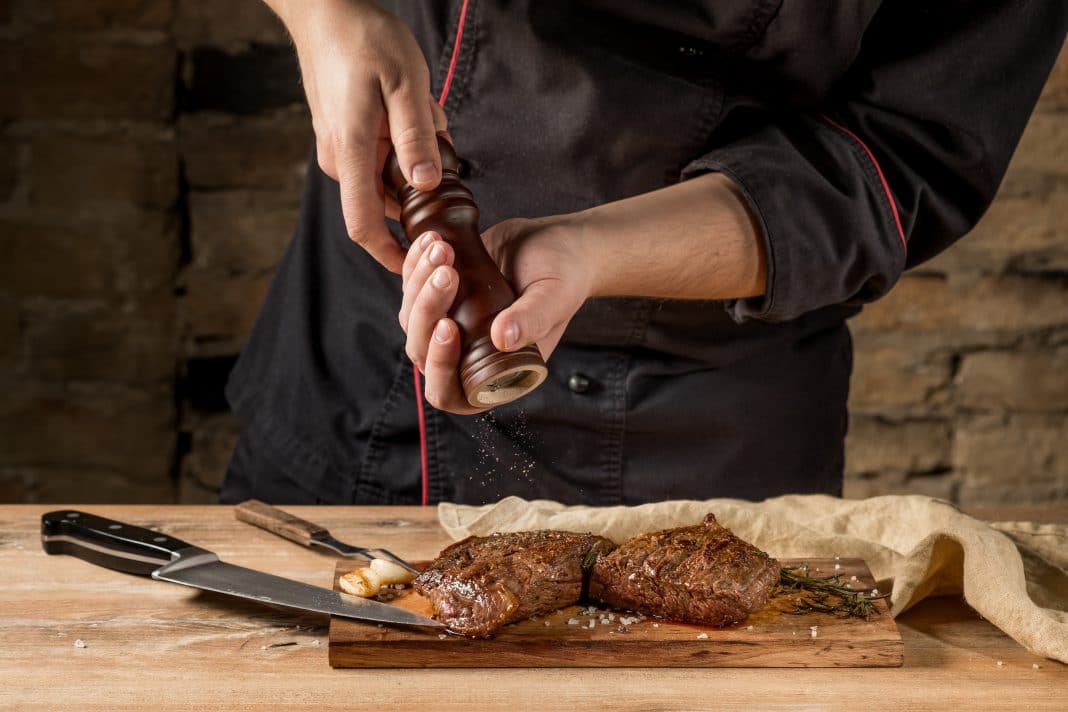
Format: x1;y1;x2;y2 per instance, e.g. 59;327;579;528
273;0;448;273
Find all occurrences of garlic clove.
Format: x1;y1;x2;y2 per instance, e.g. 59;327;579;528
369;558;416;585
339;568;382;597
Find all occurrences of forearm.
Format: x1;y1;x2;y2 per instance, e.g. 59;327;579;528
261;0;306;30
573;173;767;301
262;0;385;45
403;173;768;413
263;0;361;27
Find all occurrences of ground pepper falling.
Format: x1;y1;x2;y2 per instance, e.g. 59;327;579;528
470;409;539;502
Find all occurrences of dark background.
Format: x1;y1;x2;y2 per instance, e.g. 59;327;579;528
1;1;1066;507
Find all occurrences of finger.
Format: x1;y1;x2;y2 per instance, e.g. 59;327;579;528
490;278;573;353
386;99;447;225
423;318;480;414
384;194;401;222
400;236;453;329
402;229;442;281
405;264;458;370
382;77;441;191
429;96;449;135
383;141;401;221
334;107;406;273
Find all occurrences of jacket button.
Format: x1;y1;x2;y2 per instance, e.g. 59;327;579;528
568;373;591;394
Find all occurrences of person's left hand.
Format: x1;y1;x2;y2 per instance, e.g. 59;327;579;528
399;215;593;414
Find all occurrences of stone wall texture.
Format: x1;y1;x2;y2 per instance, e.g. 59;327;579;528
1;1;1066;506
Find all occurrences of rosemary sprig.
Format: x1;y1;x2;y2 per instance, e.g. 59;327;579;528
778;564;889;620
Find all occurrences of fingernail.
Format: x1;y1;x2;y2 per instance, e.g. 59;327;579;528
428;243;445;265
412;161;436;184
504;322;519;349
432;267;451;289
420;231;437;247
433;320;451;344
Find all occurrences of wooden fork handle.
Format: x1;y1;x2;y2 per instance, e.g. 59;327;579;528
234;499;327;547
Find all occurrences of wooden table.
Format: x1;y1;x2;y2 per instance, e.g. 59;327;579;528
1;505;1064;710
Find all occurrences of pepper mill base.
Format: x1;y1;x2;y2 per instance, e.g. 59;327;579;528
460;340;548;408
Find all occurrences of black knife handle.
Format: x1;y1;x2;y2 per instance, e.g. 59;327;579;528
41;510;196;576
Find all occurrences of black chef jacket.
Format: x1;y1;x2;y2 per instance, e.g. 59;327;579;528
221;1;1067;505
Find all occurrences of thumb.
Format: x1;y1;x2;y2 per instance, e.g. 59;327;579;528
382;77;442;191
490;279;570;353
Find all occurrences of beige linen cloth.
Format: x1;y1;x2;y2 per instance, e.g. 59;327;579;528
438;494;1068;662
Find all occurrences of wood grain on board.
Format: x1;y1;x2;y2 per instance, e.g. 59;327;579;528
329;558;903;668
2;505;1064;711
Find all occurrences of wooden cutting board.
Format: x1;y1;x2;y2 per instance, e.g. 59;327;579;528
328;557;902;668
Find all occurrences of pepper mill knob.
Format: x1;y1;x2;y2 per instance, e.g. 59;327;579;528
383;135;548;408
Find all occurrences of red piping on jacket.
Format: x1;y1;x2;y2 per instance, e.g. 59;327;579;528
413;0;471;507
439;0;471;108
412;365;429;508
820;114;907;252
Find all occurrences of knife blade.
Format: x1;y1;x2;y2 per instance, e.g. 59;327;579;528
40;510;442;629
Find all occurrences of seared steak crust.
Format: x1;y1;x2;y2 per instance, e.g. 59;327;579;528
589;513;780;626
414;530;616;637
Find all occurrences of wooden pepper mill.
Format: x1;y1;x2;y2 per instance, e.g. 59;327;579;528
383;135;548;408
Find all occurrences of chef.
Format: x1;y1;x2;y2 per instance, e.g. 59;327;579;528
221;1;1067;506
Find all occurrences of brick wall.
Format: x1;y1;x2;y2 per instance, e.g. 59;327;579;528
1;1;1065;506
172;1;309;502
0;0;308;503
844;48;1068;506
1;0;182;502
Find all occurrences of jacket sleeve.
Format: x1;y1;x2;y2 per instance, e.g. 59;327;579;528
682;1;1068;323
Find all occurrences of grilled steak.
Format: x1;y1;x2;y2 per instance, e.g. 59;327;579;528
413;530;616;637
588;513;780;626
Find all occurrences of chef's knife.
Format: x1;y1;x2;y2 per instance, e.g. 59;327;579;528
40;510;442;628
234;499;419;574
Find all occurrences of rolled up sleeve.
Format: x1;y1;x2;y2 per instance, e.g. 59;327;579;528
683;0;1068;323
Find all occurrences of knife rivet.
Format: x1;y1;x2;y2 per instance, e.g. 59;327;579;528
66;512;80;518
107;524;122;530
153;536;167;543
